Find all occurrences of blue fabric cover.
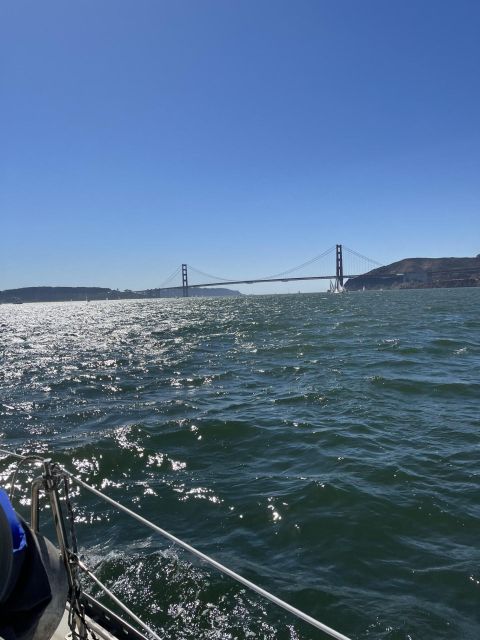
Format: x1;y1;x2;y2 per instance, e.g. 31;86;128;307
0;493;52;640
0;489;27;555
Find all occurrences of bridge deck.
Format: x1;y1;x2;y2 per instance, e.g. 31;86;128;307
160;275;359;290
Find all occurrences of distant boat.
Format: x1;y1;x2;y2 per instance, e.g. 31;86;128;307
328;280;345;294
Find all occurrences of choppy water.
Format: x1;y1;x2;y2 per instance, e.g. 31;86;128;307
1;289;479;639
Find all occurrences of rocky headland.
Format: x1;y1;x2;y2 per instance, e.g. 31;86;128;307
346;255;480;290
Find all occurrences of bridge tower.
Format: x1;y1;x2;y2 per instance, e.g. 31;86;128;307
182;264;189;297
336;244;344;288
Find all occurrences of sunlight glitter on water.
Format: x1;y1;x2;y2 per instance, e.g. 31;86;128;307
1;290;480;639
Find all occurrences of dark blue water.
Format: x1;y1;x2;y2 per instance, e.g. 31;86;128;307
1;289;479;639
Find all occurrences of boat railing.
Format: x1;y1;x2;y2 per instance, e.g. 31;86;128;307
0;448;352;640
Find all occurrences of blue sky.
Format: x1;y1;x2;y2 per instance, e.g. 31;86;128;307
2;1;479;293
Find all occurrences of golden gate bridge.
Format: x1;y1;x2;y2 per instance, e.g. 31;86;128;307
155;245;382;296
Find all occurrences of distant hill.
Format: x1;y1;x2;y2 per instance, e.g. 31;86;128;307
346;255;480;290
0;286;242;304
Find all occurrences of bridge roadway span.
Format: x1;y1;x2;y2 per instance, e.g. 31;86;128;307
161;274;360;290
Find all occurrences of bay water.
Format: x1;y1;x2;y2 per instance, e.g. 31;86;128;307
1;289;479;639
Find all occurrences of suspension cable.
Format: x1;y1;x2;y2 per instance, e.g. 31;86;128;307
263;246;336;279
343;246;383;267
92;245;381;291
188;246;337;283
186;265;238;282
157;266;182;289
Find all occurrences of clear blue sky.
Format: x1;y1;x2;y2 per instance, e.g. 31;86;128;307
2;1;479;293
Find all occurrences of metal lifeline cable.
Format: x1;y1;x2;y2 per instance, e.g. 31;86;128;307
0;451;97;640
0;448;42;460
0;449;352;640
63;470;352;640
0;451;152;640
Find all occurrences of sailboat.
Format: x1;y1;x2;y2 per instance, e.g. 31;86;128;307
328;279;345;294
